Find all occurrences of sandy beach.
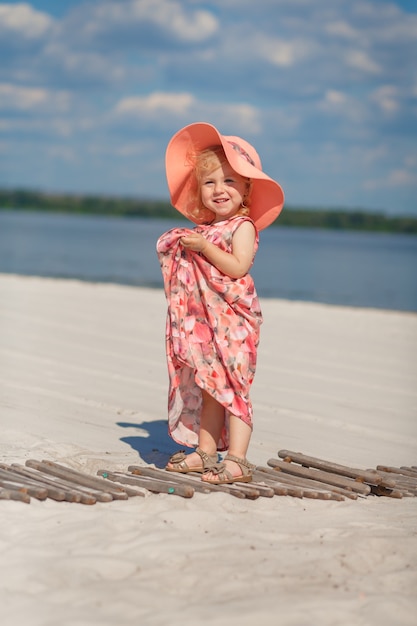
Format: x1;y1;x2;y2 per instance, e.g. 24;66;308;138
0;272;416;626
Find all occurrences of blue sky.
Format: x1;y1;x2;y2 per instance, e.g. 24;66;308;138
0;0;416;215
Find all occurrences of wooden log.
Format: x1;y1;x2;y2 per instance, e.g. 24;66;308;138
268;458;371;495
0;487;31;503
278;450;387;486
377;465;417;480
0;477;48;500
22;463;96;505
10;464;114;503
26;460;132;499
99;471;192;498
128;465;247;498
251;474;290;497
7;464;95;501
400;466;417;477
257;466;355;500
373;469;417;491
217;482;260;500
370;485;405;498
0;465;78;502
126;466;213;494
230;479;274;498
128;465;255;499
254;468;345;501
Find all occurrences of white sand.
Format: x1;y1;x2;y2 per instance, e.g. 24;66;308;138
0;273;416;626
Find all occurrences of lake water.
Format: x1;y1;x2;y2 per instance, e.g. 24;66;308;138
0;210;416;312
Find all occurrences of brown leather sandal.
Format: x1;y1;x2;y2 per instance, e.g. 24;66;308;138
165;447;218;474
202;454;255;484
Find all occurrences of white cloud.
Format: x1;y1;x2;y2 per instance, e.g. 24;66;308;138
364;168;415;190
345;50;381;74
81;0;218;44
0;83;70;112
370;85;400;114
0;2;54;38
0;0;416;213
255;34;313;67
115;92;196;117
113;91;262;134
324;20;359;39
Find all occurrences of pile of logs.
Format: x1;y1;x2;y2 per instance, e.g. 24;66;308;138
0;450;416;503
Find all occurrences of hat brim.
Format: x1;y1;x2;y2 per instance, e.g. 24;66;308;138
165;122;284;230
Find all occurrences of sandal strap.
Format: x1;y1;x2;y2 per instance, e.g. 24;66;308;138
224;454;255;471
167;450;189;470
204;461;232;481
196;447;218;467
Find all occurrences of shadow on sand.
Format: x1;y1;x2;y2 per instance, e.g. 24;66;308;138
117;420;179;468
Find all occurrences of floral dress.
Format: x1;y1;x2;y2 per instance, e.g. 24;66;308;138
156;216;263;451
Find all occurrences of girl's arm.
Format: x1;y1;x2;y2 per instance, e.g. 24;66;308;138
180;220;256;279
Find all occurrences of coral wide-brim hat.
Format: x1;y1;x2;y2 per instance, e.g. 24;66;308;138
165;122;284;230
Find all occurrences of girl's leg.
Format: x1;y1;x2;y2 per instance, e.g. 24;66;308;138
202;414;252;481
166;389;224;470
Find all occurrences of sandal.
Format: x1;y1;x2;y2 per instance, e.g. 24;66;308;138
165;447;218;474
202;454;254;485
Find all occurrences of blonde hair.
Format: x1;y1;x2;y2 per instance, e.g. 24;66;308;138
187;145;252;223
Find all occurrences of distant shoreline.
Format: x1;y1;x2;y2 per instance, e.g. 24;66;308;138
1;188;416;234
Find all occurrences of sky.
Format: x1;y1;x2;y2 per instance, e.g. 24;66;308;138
0;0;416;215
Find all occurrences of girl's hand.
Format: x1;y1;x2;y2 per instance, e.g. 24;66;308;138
180;233;207;253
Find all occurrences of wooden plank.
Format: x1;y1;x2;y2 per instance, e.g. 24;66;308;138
98;471;191;498
374;469;417;489
0;487;31;503
1;464;81;502
0;477;48;500
278;450;386;486
400;466;417;477
370;485;405;498
255;468;346;501
26;460;132;499
268;458;371;495
128;465;247;499
377;465;417;480
126;466;213;494
128;465;263;499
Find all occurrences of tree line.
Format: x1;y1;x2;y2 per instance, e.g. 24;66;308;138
1;188;416;234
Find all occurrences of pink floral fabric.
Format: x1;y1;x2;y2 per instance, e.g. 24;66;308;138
156;216;262;451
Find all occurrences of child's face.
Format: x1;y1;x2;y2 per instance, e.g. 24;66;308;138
200;162;249;223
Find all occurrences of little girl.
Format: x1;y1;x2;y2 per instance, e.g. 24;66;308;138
156;122;284;484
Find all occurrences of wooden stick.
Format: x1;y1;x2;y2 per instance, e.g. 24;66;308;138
0;487;31;503
254;468;347;501
128;465;264;499
255;467;349;500
0;477;48;500
98;471;192;498
374;469;417;491
26;460;132;499
0;465;81;502
400;467;417;478
128;465;247;499
251;474;290;497
278;450;386;486
21;464;96;505
377;465;417;480
370;485;405;498
257;465;358;500
11;465;114;503
126;466;213;494
268;458;371;495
